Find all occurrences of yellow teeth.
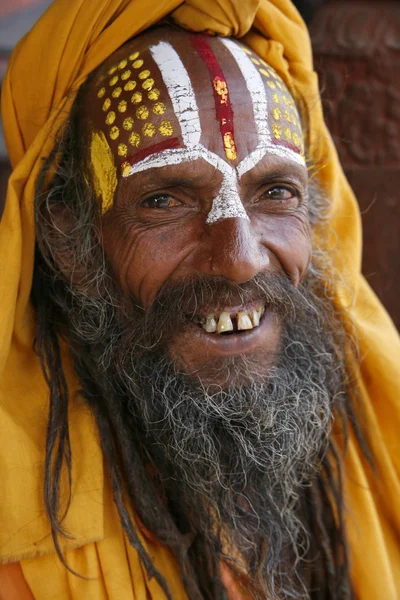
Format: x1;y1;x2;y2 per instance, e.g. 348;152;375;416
204;314;217;333
251;306;264;327
237;311;253;330
217;311;234;333
200;305;265;334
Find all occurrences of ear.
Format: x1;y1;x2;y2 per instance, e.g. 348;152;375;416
37;199;105;297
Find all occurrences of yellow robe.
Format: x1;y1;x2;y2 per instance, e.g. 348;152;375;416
0;0;399;597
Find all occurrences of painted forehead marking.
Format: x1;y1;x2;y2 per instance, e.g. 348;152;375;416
149;41;201;147
126;40;247;224
190;34;237;162
220;38;305;176
95;39;305;222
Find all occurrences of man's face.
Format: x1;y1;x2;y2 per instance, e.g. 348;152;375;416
40;29;347;594
84;28;311;381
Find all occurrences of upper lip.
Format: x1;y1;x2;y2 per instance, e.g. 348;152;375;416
187;300;266;319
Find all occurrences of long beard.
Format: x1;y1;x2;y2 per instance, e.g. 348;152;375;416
66;270;348;598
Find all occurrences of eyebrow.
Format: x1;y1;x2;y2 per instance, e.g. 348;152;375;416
121;170;216;190
242;162;308;186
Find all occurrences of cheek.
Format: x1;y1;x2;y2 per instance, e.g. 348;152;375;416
255;214;312;285
102;217;201;308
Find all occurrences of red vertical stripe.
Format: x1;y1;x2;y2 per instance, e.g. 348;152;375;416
190;35;237;161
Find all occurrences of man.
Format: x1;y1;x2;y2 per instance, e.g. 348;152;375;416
1;1;399;599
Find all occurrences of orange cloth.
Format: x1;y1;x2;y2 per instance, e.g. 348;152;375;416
1;0;400;598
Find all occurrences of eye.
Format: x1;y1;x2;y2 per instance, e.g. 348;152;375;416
259;185;299;210
141;194;181;209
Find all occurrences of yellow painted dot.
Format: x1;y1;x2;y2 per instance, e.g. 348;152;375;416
112;87;122;98
131;91;142;104
142;122;156;137
251;58;260;65
110;126;120;140
121;70;131;81
282;96;289;105
241;46;252;55
97;87;106;98
123;117;134;130
121;161;131;177
124;80;136;91
260;58;268;66
118;143;128;157
292;132;300;147
142;78;155;91
272;124;282;139
153;102;166;115
272;107;282;121
284;109;291;122
259;68;270;77
272;93;280;104
129;51;139;61
108;65;117;75
159;120;173;137
284;127;292;141
102;98;111;111
148;88;160;101
118;59;128;70
109;75;119;86
136;105;149;120
118;100;128;113
105;111;116;125
133;59;144;69
138;69;151;80
267;80;276;89
129;132;141;146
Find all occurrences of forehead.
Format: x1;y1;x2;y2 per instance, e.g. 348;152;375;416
83;28;304;208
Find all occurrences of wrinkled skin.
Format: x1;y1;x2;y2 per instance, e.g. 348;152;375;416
83;27;311;382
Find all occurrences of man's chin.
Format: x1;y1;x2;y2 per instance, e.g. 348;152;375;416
167;311;282;387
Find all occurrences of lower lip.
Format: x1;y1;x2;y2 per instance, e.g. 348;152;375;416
185;311;280;357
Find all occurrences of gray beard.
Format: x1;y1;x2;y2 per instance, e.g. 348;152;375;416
65;270;347;598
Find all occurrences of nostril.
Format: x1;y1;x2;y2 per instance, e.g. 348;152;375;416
209;217;267;284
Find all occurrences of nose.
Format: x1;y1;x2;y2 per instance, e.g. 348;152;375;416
207;217;269;284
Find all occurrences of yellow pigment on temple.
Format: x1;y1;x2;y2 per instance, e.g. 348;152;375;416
90;130;117;215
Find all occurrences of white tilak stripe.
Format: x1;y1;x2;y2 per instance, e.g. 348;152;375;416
125;145;248;224
150;42;201;147
221;38;270;146
221;38;306;175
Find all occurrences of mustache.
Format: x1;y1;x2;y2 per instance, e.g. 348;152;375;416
119;272;320;354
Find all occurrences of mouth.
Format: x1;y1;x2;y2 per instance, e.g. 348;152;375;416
191;304;266;334
170;302;280;363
